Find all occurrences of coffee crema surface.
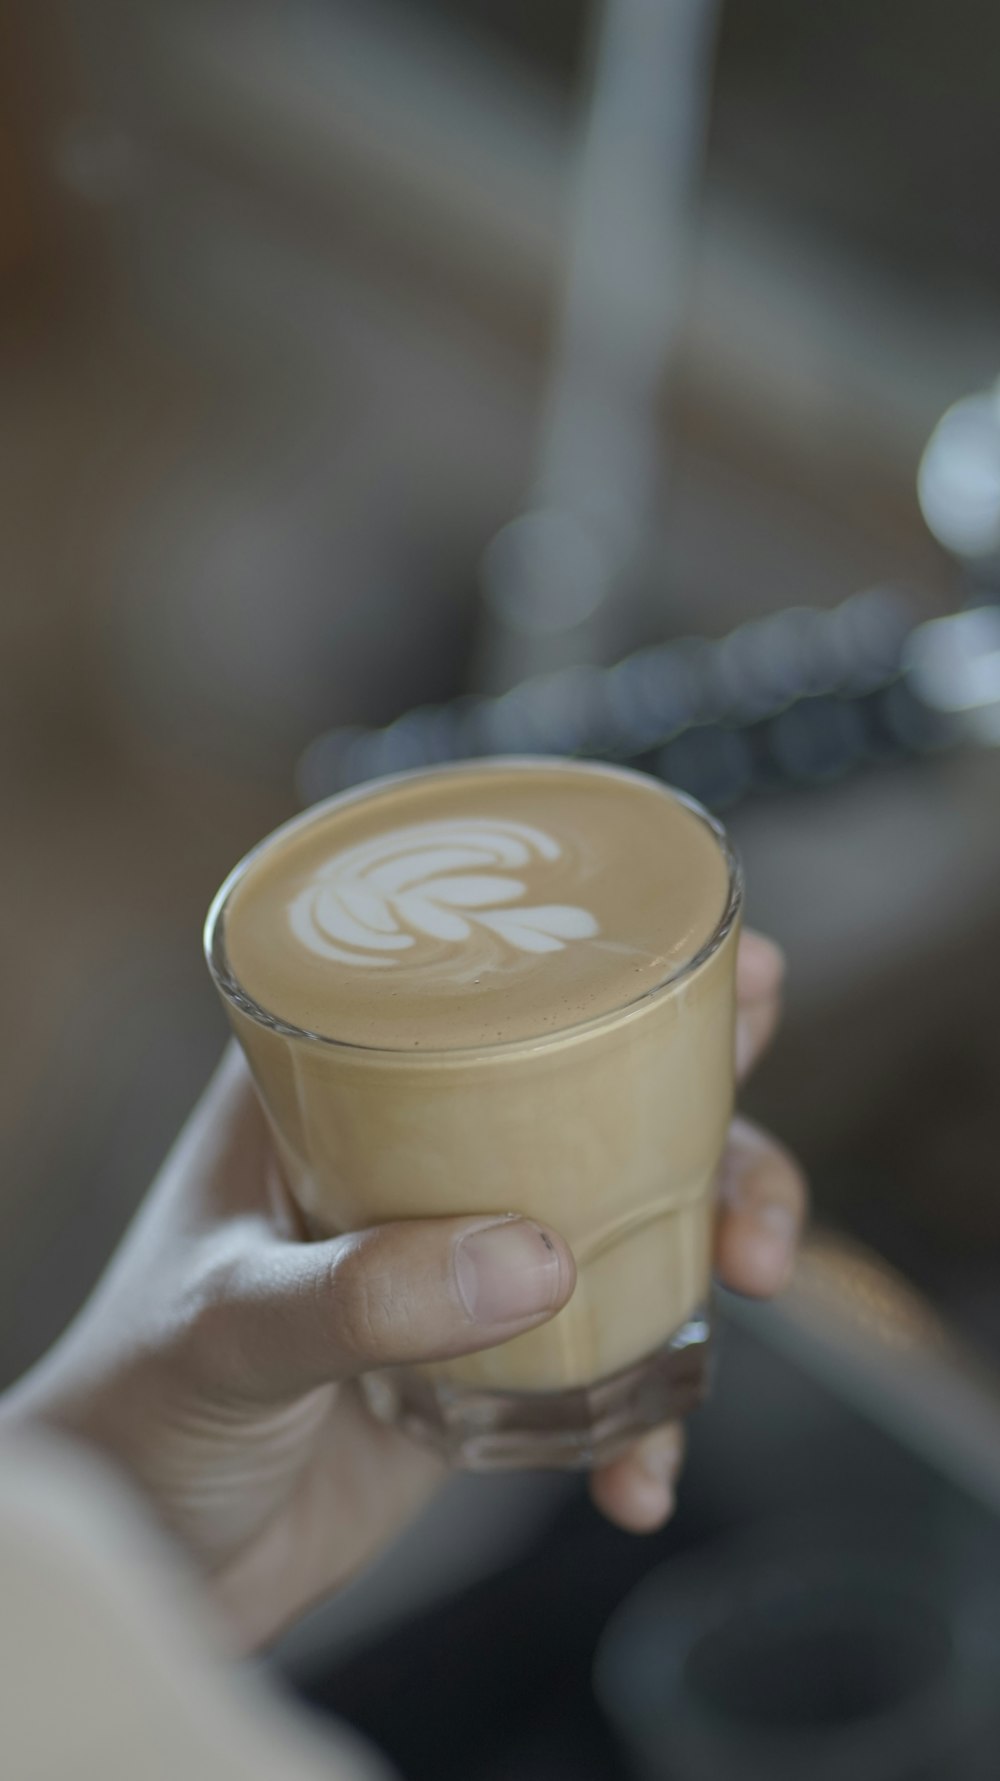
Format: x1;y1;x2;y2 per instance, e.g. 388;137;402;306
222;762;730;1049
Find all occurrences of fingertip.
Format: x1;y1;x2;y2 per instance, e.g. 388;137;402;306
619;1478;675;1533
590;1469;675;1535
452;1216;575;1327
589;1425;683;1534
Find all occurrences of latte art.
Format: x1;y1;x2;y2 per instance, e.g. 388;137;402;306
217;759;733;1049
288;817;600;971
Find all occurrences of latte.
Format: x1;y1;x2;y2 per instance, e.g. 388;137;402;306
206;759;741;1466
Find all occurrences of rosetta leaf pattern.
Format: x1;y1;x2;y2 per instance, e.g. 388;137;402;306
288;819;599;969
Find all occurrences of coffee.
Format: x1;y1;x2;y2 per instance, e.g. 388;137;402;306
207;759;741;1465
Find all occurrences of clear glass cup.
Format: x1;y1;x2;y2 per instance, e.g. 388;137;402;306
205;761;742;1469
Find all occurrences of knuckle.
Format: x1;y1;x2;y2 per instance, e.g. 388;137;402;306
175;1291;242;1391
326;1236;403;1364
168;1240;260;1390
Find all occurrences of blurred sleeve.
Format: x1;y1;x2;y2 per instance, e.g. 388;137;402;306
0;1432;393;1781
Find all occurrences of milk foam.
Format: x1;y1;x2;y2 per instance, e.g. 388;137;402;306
217;761;732;1049
287;817;600;975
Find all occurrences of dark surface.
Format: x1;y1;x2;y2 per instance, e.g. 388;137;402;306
296;1477;673;1781
292;1323;1000;1780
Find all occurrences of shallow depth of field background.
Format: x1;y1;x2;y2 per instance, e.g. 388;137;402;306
3;6;1000;1778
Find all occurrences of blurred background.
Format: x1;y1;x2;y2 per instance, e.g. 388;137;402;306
4;1;1000;1776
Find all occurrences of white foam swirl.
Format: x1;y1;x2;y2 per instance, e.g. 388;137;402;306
288;818;599;970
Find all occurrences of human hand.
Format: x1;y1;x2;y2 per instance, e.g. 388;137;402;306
1;931;804;1650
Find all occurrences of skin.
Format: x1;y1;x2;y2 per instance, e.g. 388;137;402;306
0;931;805;1652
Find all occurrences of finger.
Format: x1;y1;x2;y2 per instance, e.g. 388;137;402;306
156;1043;272;1225
589;1424;685;1534
735;931;785;1080
714;1116;807;1298
202;1213;576;1401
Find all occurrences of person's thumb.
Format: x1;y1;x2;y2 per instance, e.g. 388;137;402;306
203;1214;576;1402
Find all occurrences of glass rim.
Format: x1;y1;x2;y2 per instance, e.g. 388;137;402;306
204;757;744;1059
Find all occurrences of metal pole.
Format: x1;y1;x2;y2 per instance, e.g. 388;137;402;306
476;0;723;692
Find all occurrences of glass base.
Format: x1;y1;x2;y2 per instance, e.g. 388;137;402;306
364;1307;712;1471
